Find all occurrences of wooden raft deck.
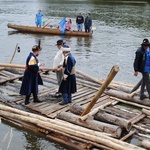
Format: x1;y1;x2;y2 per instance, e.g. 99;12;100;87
0;67;150;150
0;68;110;118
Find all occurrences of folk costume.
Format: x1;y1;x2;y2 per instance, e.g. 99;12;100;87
134;39;150;100
59;45;77;105
20;45;43;105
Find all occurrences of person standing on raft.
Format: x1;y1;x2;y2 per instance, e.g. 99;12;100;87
134;38;150;100
20;43;44;105
58;45;77;105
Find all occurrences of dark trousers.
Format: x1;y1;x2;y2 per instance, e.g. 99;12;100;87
140;72;150;97
85;25;90;32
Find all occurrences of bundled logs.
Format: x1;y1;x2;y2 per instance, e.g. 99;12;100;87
0;104;145;150
94;109;132;131
57;111;122;138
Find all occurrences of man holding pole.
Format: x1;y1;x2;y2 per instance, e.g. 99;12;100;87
134;38;150;100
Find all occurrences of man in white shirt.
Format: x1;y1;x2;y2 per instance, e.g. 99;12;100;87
53;40;64;97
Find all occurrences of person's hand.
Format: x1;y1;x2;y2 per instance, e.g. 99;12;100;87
134;72;138;76
57;67;62;72
40;63;45;67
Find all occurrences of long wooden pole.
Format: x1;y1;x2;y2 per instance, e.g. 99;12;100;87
81;65;119;116
0;63;54;71
9;43;19;64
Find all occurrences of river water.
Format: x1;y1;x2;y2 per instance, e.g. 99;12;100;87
0;0;150;149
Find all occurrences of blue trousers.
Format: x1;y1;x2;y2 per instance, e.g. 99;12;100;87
77;24;83;31
62;93;72;103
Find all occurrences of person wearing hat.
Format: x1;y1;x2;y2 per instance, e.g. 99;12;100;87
134;38;150;100
58;45;77;105
20;45;44;105
52;40;64;98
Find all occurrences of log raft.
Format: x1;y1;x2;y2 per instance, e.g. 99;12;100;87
0;64;148;150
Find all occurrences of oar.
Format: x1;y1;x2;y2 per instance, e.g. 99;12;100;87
42;20;52;28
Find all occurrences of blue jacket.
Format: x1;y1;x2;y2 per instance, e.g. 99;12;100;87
20;52;43;95
133;47;148;73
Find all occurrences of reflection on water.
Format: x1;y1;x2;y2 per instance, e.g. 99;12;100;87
0;122;68;150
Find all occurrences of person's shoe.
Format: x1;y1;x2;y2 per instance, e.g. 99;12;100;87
33;94;42;103
25;101;30;105
59;101;68;105
25;95;30;105
140;95;147;100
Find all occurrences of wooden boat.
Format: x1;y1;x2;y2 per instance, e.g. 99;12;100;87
0;63;149;150
7;23;93;37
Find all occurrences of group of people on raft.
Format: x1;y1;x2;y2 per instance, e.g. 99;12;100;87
35;10;92;32
20;40;76;105
20;37;150;106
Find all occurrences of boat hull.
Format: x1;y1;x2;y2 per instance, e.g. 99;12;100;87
7;23;93;37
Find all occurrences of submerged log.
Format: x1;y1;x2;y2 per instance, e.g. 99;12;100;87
57;111;122;138
94;109;132;131
81;66;119;116
0;110;145;150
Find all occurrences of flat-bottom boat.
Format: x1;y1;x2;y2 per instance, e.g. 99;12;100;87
7;23;93;37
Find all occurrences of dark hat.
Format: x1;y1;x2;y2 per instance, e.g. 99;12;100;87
56;40;63;46
32;45;42;51
141;39;150;46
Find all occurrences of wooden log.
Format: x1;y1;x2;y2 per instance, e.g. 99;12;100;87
120;129;136;141
141;139;150;149
0;110;145;150
0;63;54;71
110;97;150;110
104;107;136;120
0;105;145;150
142;108;150;116
107;89;150;107
94;109;132;131
57;111;122;138
81;66;119;116
130;113;146;124
70;103;85;115
133;124;150;133
127;89;140;98
79;100;117;121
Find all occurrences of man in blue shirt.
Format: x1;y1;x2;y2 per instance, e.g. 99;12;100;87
134;38;150;100
35;10;44;28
